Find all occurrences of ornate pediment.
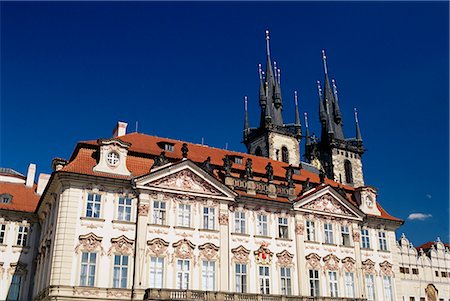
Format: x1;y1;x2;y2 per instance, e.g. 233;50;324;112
254;243;273;265
342;257;356;272
302;194;353;216
231;245;250;264
323;254;340;271
199;243;219;260
147;238;169;257
306;253;321;269
379;260;393;276
276;250;294;267
149;170;221;195
362;259;376;275
108;235;134;256
75;233;104;254
173;239;195;259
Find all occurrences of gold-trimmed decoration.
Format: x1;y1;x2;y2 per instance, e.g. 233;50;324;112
254;242;273;265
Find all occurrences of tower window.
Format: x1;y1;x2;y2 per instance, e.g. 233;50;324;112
281;146;289;163
255;147;262;156
344;160;353;184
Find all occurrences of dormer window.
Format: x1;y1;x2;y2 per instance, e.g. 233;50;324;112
1;193;12;204
230;156;243;165
157;141;175;152
165;144;174;152
107;152;120;167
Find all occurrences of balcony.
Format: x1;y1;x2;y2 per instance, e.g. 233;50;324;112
144;288;366;301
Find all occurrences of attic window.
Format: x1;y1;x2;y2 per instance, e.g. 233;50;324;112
234;157;243;165
157;141;175;152
1;193;12;204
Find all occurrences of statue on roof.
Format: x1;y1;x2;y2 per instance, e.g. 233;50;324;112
223;155;232;176
152;151;169;168
286;165;294;188
201;157;213;174
245;158;253;179
265;162;274;182
181;143;189;158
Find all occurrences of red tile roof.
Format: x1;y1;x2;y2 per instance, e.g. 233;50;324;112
416;241;450;251
0;182;39;213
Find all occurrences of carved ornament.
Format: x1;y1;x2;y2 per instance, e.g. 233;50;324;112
342;257;356;272
323;254;340;271
199;243;219;260
306;253;322;269
254;242;273;265
108;236;134;256
295;222;304;235
147;238;169;257
231;245;250;264
8;262;27;275
75;233;104;254
173;239;195;259
219;213;229;225
138;204;149;216
276;250;294;267
379;260;393;276
152;170;219;195
362;259;376;275
352;230;360;242
303;194;352;216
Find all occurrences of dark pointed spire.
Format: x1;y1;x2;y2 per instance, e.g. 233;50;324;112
294;91;301;137
317;81;326;123
332;79;343;122
244;96;250;140
325;98;334;136
304;112;311;145
265;30;275;84
354;108;362;142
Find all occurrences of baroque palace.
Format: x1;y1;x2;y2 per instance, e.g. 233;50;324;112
1;31;449;301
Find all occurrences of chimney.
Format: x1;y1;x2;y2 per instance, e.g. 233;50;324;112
112;121;128;138
37;173;50;195
26;163;36;188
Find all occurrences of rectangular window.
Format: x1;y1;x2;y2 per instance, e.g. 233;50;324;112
235;263;247;293
118;197;132;221
405;268;410;274
178;204;191;227
86;193;101;218
234;212;246;234
341;226;351;246
6;274;22;301
278;217;289;239
0;224;6;244
365;274;375;301
113;255;129;288
324;223;334;244
329;271;338;297
361;229;371;249
203;207;215;230
149;257;164;288
441;271;447;277
344;272;355;298
177;259;190;289
153;201;166;225
412;268;419;275
383;276;393;301
410;297;415;301
280;267;292;295
435;271;439;277
257;214;268;236
164;144;174;152
259;266;270;294
309;269;320;297
80;252;96;286
420;298;425;301
202;261;215;291
378;231;388;251
306;220;315;241
16;226;28;246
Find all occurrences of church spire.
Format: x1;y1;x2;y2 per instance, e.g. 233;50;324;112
243;96;250;140
354;108;362;142
304;112;311;146
317;81;326;123
294;91;302;137
331;79;343;122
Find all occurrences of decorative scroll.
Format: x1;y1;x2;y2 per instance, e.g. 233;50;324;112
254;242;273;265
306;253;322;269
173;239;195;259
108;235;134;256
276;250;294;267
199;243;219;260
302;194;352;216
219;213;229;225
362;259;376;275
152;170;220;195
323;254;340;271
75;233;104;254
147;238;169;257
342;257;356;272
138;204;149;216
352;230;360;242
295;222;304;235
231;245;250;264
379;260;393;276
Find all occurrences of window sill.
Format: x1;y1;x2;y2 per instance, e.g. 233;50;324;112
361;247;373;251
377;249;390;253
174;226;195;231
80;217;105;222
275;237;292;241
112;220;135;225
148;223;170;228
323;243;337;246
199;228;219;233
231;232;250;237
12;245;30;249
305;240;320;244
340;244;353;248
254;235;271;239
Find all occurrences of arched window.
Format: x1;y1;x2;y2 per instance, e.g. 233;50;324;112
344;160;353;184
281;146;289;163
255;147;262;156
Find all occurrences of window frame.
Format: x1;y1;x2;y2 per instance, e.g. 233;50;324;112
234;211;246;234
153;201;167;225
80;252;97;287
112;254;129;288
117;197;133;222
361;229;371;249
257;214;268;236
365;274;375;301
383;275;394;301
6;274;23;301
309;269;320;297
235;263;247;293
86;193;102;219
176;259;190;289
258;265;270;294
378;231;388;251
306;220;315;241
324;223;334;244
149;256;164;288
202;260;216;291
280;267;292;295
0;224;6;244
16;225;28;247
341;225;351;246
278;217;289;239
344;272;355;298
328;270;339;297
203;207;215;230
178;204;191;228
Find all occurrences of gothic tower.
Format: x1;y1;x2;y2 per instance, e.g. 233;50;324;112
243;30;302;166
305;50;365;187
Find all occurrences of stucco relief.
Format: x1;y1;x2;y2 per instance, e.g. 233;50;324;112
152;170;220;195
323;254;340;271
75;233;104;255
173;239;195;259
276;250;294;267
352;230;360;242
362;259;376;275
147;238;169;257
199;243;219;260
306;253;322;270
138;204;149;216
295;222;304;235
231;245;250;264
106;290;132;298
108;236;134;256
73;287;100;297
254;242;273;265
342;257;356;272
219;213;229;225
379;260;393;276
303;194;352;216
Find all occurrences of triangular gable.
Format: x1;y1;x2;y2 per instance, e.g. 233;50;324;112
294;186;364;221
134;159;236;200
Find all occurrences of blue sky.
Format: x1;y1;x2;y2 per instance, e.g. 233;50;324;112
1;1;448;246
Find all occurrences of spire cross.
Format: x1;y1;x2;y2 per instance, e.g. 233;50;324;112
321;49;328;75
265;30;271;57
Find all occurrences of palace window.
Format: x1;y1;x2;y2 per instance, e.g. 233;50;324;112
6;274;22;301
178;204;191;227
203;207;215;230
202;260;216;291
306;220;315;241
281;146;289;163
378;231;388;251
329;271;339;297
164;143;174;152
383;276;394;301
324;223;334;244
412;268;419;275
278;217;289;239
86;193;101;218
365;274;375;301
341;226;351;246
80;252;97;286
112;255;129;288
149;257;164;288
234;212;246;234
344;272;355;298
259;266;270;294
257;214;268;236
106;152;120;166
118;197;132;221
1;193;12;204
280;267;292;295
153;201;166;225
309;269;320;297
0;224;6;244
344;160;353;184
16;226;28;246
361;229;370;249
177;259;190;289
235;263;247;293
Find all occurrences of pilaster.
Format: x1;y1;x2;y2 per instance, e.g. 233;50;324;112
134;192;150;290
